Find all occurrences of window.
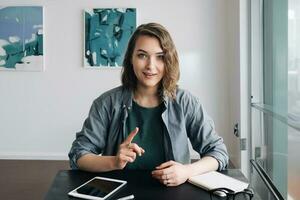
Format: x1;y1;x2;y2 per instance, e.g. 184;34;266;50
250;0;300;199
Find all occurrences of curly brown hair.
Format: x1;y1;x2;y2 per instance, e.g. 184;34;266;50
121;23;180;99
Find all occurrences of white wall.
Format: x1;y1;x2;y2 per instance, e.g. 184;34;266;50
0;0;236;161
227;0;242;168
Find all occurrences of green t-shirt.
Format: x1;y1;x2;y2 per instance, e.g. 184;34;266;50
125;100;166;170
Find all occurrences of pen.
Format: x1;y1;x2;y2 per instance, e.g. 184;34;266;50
117;194;134;200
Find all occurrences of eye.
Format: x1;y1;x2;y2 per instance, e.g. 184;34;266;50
157;54;164;60
137;53;147;59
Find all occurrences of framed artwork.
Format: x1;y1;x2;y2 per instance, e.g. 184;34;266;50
84;8;136;68
0;6;44;71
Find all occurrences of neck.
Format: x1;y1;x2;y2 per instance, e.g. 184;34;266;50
134;85;160;107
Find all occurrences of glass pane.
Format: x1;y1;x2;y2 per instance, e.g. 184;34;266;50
249;156;281;200
287;127;300;199
251;108;288;199
251;108;300;199
251;0;300;199
288;0;300;199
263;0;288;198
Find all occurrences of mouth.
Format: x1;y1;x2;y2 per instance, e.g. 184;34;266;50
143;72;157;78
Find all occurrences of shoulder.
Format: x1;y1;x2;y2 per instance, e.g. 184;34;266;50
175;88;200;105
174;88;210;124
171;88;205;117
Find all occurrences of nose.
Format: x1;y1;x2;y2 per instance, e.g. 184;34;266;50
146;56;156;69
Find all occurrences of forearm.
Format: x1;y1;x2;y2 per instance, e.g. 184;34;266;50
77;153;118;172
185;156;219;177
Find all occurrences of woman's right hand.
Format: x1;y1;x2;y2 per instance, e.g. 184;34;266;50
114;127;145;169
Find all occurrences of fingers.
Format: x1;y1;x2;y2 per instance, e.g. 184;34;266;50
122;127;144;156
152;172;175;180
119;148;137;162
152;167;173;177
116;148;137;169
151;161;185;187
156;173;178;187
152;161;175;180
152;160;175;176
128;143;145;156
125;127;139;144
163;175;176;184
119;154;135;163
155;160;175;169
116;127;146;169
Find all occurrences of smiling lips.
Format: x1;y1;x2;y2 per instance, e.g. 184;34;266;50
143;72;157;78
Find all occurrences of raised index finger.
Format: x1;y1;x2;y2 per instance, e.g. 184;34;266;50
124;127;139;144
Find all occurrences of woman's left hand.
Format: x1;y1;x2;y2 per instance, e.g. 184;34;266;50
151;160;190;186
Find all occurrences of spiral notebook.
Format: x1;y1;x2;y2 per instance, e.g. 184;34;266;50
188;171;249;192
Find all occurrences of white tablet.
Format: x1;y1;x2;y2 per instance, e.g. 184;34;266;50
68;176;127;200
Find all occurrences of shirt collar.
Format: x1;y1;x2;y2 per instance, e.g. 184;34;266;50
122;86;170;109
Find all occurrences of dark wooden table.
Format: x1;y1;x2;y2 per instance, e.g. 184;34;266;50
45;169;248;200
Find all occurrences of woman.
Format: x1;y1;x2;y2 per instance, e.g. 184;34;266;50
69;23;228;186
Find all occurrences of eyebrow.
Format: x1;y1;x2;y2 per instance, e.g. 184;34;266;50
136;49;164;55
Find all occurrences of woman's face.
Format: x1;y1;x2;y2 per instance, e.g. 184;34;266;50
131;35;165;91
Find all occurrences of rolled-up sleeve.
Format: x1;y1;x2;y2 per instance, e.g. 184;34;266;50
68;100;109;169
185;96;229;171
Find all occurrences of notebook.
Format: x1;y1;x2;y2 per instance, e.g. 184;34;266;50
188;171;249;192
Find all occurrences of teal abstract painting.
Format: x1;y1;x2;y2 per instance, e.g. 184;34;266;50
0;6;44;71
84;8;136;68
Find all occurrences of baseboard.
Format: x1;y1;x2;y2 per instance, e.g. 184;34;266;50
0;152;68;160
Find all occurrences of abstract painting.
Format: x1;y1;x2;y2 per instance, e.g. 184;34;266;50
0;6;44;71
84;8;136;68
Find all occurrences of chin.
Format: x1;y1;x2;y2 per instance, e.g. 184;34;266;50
141;81;160;88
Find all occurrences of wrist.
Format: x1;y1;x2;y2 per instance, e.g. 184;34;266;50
111;156;119;170
184;164;194;178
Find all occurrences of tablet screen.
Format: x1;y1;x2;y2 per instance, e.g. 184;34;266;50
68;176;127;200
76;178;124;198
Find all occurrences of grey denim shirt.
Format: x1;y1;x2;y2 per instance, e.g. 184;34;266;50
68;86;229;170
